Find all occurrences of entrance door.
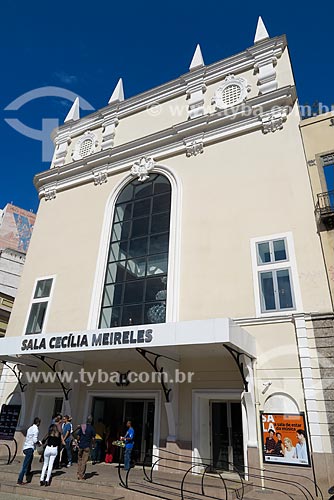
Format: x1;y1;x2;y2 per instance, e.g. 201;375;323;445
92;397;155;464
124;400;155;462
35;395;63;439
211;401;244;472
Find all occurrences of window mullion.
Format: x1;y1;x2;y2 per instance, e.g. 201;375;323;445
272;270;280;310
269;240;274;263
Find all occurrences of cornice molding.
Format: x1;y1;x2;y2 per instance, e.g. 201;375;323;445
51;36;287;144
35;85;296;200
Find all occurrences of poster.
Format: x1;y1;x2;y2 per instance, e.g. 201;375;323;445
0;404;21;441
261;413;310;466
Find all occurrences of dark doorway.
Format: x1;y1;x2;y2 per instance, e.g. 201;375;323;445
211;401;244;472
92;397;155;463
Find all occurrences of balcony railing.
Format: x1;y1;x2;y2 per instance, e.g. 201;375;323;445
315;190;334;229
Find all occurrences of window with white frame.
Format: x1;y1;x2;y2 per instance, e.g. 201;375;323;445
99;174;171;328
256;238;295;313
25;278;53;334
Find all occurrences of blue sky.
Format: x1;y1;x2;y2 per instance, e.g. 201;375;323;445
1;0;333;213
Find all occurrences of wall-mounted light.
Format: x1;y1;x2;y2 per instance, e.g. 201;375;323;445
116;371;130;387
262;381;272;394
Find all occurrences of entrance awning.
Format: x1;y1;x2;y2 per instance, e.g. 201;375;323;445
0;318;256;361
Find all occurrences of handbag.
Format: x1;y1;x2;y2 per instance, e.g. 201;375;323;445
36;444;45;455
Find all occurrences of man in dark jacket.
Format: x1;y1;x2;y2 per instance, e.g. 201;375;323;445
77;416;96;480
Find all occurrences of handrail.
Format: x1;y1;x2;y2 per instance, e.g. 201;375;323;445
159;447;322;499
117;449;131;489
143;450;242;499
119;446;322;500
181;463;228;500
0;443;11;465
234;461;323;500
242;470;308;499
248;467;324;500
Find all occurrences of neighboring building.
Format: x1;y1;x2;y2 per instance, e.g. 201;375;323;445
0;204;35;337
0;204;35;393
0;17;333;491
300;112;334;479
0;249;25;337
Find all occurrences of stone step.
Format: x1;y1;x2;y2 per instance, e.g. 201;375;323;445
0;469;120;495
0;468;249;500
242;487;309;500
0;492;45;500
0;483;124;500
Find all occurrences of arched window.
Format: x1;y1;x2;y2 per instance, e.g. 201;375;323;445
99;174;171;328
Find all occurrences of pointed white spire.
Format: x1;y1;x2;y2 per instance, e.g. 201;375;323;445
254;16;269;43
64;97;80;122
108;78;124;104
189;44;204;71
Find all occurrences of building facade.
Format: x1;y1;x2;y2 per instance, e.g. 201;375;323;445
0;18;333;489
0;204;35;337
300;112;334;482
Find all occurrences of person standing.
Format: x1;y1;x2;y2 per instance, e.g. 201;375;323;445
53;414;63;469
40;424;61;487
283;437;296;460
77;416;96;480
62;415;72;467
17;417;41;485
273;432;284;456
295;429;308;463
92;418;106;464
121;420;134;471
264;429;276;454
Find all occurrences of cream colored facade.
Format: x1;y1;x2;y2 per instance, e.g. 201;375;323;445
0;23;333;490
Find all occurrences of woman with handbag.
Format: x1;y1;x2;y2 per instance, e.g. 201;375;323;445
40;424;61;487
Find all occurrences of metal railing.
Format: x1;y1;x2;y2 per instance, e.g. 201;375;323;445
316;191;334;215
0;438;17;465
117;447;323;500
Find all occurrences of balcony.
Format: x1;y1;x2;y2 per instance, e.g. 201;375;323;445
315;190;334;229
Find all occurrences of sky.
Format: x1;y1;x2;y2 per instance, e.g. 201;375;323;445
1;0;333;214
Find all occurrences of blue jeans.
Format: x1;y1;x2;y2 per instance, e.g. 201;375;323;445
65;439;72;464
124;448;132;471
18;448;34;483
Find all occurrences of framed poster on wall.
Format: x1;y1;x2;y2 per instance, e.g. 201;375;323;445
260;412;310;467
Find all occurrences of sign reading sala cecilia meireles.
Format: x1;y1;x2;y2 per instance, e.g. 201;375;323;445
21;329;153;352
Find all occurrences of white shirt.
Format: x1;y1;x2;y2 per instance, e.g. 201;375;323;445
284;446;296;459
295;442;308;462
23;424;39;451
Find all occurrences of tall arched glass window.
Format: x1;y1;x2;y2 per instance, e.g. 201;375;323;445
99;174;171;328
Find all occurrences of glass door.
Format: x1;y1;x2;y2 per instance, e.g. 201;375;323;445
143;401;155;460
123;400;155;463
211;401;244;472
230;402;244;469
324;164;334;208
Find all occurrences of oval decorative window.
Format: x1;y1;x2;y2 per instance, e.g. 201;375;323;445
212;74;251;110
72;131;98;161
